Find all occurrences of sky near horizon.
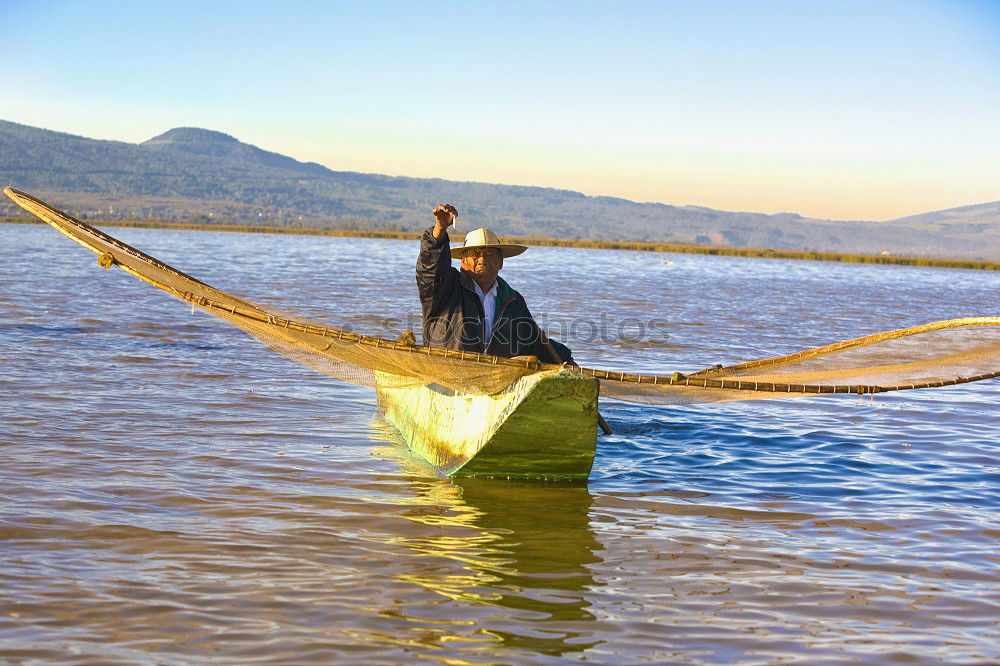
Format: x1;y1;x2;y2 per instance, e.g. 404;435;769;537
1;0;998;221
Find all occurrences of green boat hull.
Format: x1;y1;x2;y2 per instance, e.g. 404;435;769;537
376;368;599;479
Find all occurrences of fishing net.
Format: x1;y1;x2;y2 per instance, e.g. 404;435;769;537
7;186;1000;404
597;319;1000;404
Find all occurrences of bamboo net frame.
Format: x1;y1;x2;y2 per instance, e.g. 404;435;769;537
6;186;1000;404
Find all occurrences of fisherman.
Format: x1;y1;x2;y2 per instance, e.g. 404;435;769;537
417;203;573;363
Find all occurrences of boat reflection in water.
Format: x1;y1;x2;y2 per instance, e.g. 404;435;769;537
370;417;603;657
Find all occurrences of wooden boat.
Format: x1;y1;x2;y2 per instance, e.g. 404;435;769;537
376;367;600;479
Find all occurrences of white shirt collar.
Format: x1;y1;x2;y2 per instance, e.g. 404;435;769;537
473;280;497;298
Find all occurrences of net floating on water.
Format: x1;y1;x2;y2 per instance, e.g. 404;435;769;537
6;186;999;405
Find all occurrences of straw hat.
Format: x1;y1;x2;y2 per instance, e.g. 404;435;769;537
451;227;527;259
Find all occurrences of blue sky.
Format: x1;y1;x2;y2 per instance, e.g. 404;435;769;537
1;0;998;220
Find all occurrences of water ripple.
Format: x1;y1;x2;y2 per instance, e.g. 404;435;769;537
2;225;999;663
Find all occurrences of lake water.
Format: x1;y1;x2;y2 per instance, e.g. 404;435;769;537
2;223;999;664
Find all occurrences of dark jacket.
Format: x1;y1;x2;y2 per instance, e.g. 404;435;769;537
416;228;573;363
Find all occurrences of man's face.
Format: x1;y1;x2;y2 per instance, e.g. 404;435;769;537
460;248;503;286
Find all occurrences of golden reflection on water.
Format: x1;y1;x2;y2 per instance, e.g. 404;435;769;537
369;418;603;657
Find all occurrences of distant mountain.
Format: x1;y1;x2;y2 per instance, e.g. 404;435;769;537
141;127;333;176
1;118;998;259
889;201;1000;230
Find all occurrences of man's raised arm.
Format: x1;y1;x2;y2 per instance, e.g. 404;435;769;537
416;204;459;313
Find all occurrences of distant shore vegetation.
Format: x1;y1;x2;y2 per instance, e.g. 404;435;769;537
4;216;999;272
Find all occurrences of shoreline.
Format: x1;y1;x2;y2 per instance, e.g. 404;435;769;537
4;217;998;272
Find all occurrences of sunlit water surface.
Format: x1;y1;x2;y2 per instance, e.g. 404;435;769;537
2;224;999;664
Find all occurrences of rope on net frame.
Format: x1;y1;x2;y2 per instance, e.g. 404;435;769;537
6;186;1000;403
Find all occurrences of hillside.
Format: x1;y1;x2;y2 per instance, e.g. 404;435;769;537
1;119;998;258
889;200;1000;230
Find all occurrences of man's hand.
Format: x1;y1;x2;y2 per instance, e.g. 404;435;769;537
432;203;458;238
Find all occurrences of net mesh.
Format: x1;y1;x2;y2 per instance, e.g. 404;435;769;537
8;186;1000;405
